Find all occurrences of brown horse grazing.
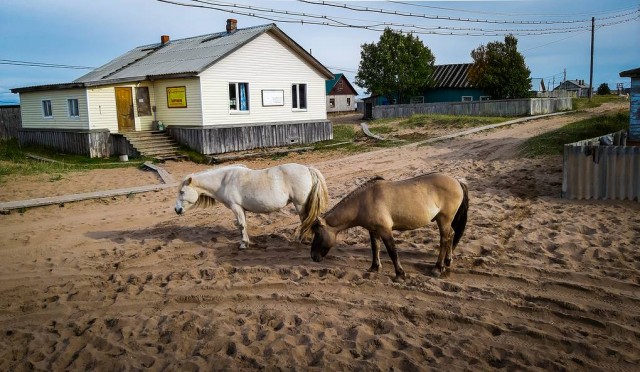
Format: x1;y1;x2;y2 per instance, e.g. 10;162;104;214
310;173;469;281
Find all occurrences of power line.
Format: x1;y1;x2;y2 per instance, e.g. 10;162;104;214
0;59;95;70
156;0;639;36
387;1;638;18
299;0;639;25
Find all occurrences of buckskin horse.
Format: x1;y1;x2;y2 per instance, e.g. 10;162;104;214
310;173;469;280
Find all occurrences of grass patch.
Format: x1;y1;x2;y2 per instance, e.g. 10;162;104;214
396;114;515;129
0;138;147;182
519;111;629;158
572;94;626;111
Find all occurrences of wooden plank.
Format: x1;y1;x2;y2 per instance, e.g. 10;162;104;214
0;183;179;212
143;161;176;184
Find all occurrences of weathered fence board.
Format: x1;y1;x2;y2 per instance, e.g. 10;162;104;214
0;105;21;140
562;130;640;201
372;98;572;119
168;120;332;155
19;129;111;158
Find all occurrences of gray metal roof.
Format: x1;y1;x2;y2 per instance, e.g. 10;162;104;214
74;24;274;84
13;23;332;93
430;63;474;89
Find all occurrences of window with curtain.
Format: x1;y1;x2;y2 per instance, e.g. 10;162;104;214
292;83;307;110
67;98;79;117
42;100;53;118
229;82;250;112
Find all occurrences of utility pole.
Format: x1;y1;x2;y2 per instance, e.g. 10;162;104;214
589;17;594;101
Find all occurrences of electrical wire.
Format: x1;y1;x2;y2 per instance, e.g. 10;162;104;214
0;59;95;70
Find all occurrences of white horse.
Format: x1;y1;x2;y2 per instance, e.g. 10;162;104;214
174;163;329;249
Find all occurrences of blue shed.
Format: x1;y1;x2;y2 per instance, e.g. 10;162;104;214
620;67;640;142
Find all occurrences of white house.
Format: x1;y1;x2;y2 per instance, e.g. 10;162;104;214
325;73;358;113
12;20;334;157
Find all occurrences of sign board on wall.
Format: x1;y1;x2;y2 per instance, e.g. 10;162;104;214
261;90;284;106
167;86;187;108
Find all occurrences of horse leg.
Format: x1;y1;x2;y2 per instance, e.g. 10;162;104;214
368;231;382;272
433;218;454;276
231;205;250;249
293;202;309;243
379;230;406;281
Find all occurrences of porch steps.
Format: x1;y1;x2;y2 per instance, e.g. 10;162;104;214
122;131;184;161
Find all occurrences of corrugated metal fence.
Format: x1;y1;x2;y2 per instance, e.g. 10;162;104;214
372;98;572;119
0;105;21;140
562;130;640;201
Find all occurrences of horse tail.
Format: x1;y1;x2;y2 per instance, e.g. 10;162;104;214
299;166;329;240
451;180;469;250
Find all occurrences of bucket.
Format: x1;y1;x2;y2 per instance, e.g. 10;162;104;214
119;155;129;162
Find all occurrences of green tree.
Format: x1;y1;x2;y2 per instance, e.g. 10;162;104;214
356;28;435;104
468;34;531;99
597;83;611;95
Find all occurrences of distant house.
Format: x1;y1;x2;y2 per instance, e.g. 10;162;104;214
361;63;488;118
553;79;591;98
11;20;334;157
326;73;358;113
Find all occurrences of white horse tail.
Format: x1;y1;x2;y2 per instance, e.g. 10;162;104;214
299;166;329;240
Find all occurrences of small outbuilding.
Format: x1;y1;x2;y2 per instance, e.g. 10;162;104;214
553;79;591;98
12;20;334;158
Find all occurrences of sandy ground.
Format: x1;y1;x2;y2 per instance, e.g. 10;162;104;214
1;102;639;371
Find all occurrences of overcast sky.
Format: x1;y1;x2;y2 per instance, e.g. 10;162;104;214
1;0;638;104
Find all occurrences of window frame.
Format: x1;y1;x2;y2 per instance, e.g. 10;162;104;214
479;96;491;101
461;96;473;102
67;98;80;118
42;100;53;119
291;83;307;111
229;82;250;113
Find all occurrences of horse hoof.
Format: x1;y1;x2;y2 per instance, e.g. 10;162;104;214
444;258;452;267
393;275;406;283
431;267;443;278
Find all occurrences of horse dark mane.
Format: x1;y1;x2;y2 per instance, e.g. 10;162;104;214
326;175;385;215
193;194;216;209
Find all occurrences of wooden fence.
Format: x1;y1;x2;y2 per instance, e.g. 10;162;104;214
19;129;111;158
372;98;572;119
562;130;639;201
168;120;333;155
0;105;21;140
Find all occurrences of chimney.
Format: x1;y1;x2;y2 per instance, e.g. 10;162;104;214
226;18;237;33
161;35;170;45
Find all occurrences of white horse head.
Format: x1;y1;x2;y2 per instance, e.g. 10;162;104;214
175;176;206;214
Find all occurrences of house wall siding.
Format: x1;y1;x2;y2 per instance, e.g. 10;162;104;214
19;89;89;130
152;78;203;126
199;32;327;126
87;83;156;132
327;95;355;112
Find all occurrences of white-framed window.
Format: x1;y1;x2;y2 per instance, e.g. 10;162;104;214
480;96;491;101
292;83;307;110
229;82;250;112
42;100;53;118
67;98;79;117
347;97;351;107
329;98;335;108
461;96;473;102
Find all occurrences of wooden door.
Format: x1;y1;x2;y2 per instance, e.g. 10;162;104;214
115;87;134;131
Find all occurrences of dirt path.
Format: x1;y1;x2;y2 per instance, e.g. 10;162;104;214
1;101;638;371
